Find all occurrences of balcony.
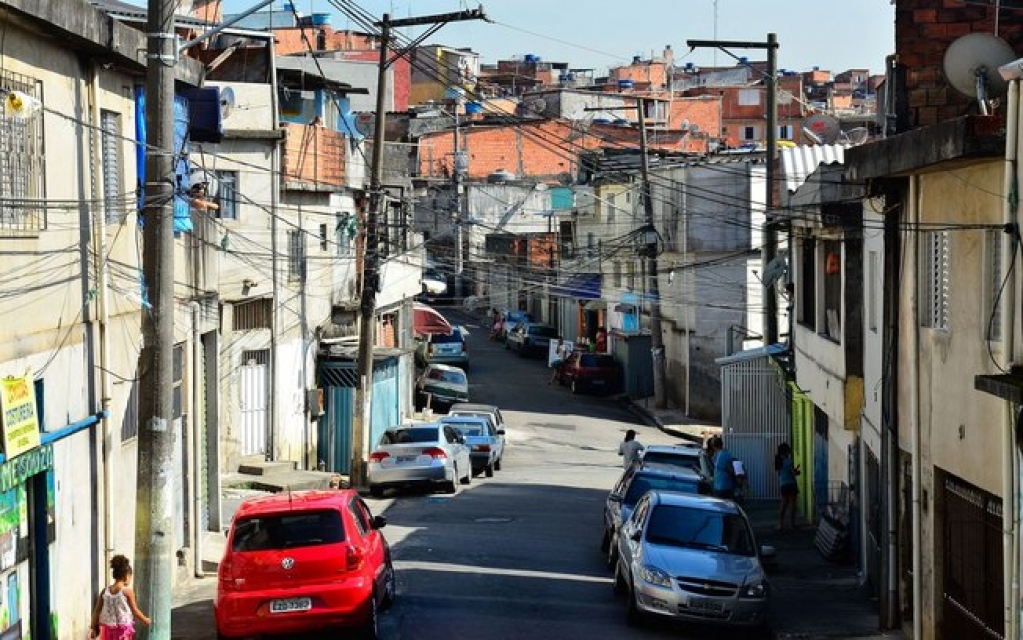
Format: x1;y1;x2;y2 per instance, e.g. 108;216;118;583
281;122;346;190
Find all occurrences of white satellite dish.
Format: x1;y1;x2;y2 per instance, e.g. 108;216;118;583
219;86;236;120
680;118;691;131
943;32;1016;114
527;98;547;113
842;127;870;146
354;112;376;137
802;113;841;145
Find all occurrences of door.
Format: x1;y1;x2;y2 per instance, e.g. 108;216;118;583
240;350;270;456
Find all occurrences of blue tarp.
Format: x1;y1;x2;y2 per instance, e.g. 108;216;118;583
553;273;600;300
135;87;193;233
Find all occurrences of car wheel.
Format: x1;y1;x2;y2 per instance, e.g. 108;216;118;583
612;558;627;595
494;457;502;471
606;533;619;568
626;583;644;627
517;345;526;357
381;556;397;609
461;464;472;485
361;589;379;639
485;462;495;478
369;485;384;498
444;468;458;494
599;528;611;553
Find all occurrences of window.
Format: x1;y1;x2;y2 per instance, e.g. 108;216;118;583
172;343;184;420
986;230;1003;342
607;192;616;223
0;70;45;233
822;240;841;341
336;213;355;256
626;261;636;291
233;298;273;330
738;88;760;106
613;261;622;288
798;238;816;330
868;251;878;333
100;110;123;223
348;498;371;536
743;126;756;141
778;124;793;140
288;229;306;281
213;170;238;219
121;378;140;442
920;230;950;331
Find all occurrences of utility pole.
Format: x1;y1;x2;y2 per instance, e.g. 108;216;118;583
687;34;780;345
636;99;667;409
453;105;464;301
352;7;487;489
135;0;178;638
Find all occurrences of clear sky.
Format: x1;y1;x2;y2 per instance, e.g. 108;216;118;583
220;0;896;76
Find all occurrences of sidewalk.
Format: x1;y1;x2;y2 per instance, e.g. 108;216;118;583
629;398;905;640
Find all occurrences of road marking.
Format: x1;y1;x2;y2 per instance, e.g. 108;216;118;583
395;560;612;585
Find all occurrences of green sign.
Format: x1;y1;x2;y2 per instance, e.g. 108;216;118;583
0;443;52;492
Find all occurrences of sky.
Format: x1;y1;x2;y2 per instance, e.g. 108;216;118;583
219;0;896;76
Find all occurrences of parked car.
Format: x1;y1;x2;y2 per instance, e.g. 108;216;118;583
415;363;469;409
416;326;469;369
601;464;708;566
613;491;772;632
497;310;534;342
639;443;713;479
560;351;621;394
215;490;395;640
367;422;472;497
506;322;559;357
448;403;508;439
439;414;505;477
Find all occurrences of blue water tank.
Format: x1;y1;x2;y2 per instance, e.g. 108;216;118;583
524;54;539;63
618;79;634;90
593;118;612;125
282;2;295;12
311;12;330;25
465;101;483;114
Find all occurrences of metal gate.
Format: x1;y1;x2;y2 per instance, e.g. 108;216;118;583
240;349;270;456
864;446;882;597
942;475;1004;640
318;363;356;473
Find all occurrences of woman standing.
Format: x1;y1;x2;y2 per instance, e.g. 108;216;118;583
776;442;801;529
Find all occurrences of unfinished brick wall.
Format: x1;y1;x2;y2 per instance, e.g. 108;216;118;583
282;123;346;188
896;0;1023;127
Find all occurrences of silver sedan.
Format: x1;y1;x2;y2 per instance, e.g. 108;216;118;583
613;491;772;632
368;422;472;497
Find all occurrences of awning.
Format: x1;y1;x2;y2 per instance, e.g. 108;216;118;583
584;299;607;311
413;303;452;336
552;273;601;300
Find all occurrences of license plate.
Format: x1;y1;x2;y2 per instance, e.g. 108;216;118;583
270;597;311;613
397;455;418;463
686;598;724;613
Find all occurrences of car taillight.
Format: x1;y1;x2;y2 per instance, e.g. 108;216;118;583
369;451;390;462
218;563;238;592
346;545;364;571
472;444;491;452
422;447;447;459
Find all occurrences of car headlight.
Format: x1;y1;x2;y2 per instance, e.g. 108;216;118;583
637;564;673;589
741;580;768;598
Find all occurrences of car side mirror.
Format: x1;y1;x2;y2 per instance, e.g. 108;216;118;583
630;528;642;542
373;515;388;530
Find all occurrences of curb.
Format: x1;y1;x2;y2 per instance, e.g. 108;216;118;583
623;397;705;444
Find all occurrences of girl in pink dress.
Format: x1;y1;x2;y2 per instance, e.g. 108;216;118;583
90;555;151;640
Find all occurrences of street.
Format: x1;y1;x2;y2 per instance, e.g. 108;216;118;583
173;308;759;639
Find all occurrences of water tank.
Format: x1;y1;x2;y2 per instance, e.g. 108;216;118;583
524;54;539;63
311;12;331;25
618;79;634;90
738;56;748;65
465;101;483;114
487;169;515;183
593;118;612;125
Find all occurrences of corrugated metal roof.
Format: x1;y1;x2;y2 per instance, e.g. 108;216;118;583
779;144;846;194
715;343;788;366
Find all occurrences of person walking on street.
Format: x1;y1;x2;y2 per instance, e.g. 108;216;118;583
549;336;568;384
90;554;151;640
618;429;645;468
776;442;801;529
710;436;738;500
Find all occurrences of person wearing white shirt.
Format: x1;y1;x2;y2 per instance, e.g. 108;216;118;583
618;429;645;468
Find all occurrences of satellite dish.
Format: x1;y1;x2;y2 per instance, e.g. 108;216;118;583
527;98;547;113
843;127;870;146
802;113;841;144
761;254;788;290
680;118;690;131
219;86;236;120
943;33;1016;114
689;123;700;135
354;112;376;137
3;91;41;119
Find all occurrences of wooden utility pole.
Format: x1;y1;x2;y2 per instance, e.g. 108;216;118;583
135;1;178;637
636;99;667;408
352;7;487;488
686;34;780;345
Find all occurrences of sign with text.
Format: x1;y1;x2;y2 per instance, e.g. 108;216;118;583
0;378;40;459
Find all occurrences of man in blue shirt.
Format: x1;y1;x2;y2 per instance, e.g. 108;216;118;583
710;436;737;499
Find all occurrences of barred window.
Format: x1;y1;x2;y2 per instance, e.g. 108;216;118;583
288;229;306;280
0;70;46;233
920;230;950;331
213;170;238;219
233;298;273;331
100;110;124;223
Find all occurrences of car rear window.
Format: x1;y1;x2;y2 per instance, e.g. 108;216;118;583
453;425;484;436
430;331;464;344
642;451;701;470
624;473;701;505
427;368;465;383
232;510;345;552
381;427;440;444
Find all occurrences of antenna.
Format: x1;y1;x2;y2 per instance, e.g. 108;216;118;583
943;32;1016;115
219;86;236;120
801;113;841;145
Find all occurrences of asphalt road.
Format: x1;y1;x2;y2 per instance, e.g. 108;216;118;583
173;308;755;639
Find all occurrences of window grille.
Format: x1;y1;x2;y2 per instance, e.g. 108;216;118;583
100;110;123;223
233;298;273;331
920;230;950;331
288;229;306;280
0;70;45;233
213;170;238;219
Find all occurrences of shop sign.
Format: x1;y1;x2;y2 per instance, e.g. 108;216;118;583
0;378;40;459
0;444;52;493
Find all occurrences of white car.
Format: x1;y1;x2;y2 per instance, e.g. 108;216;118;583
368;422;472;497
416;363;469;408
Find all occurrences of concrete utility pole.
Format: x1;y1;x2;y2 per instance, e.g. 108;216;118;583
687;34;780;345
135;0;178;638
636;99;667;409
352;7;487;489
453;106;464;300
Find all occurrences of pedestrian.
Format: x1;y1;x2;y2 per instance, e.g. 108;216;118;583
618;429;645;468
489;311;503;341
595;326;607;353
776;442;801;529
328;473;344;490
549;336;567;385
709;436;738;500
90;554;151;640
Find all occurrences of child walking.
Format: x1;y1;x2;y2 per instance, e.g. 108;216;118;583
90;554;151;640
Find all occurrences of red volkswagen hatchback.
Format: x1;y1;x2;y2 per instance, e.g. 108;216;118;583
215;490;395;639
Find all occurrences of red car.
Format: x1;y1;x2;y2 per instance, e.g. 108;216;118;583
215;490;395;639
561;352;621;394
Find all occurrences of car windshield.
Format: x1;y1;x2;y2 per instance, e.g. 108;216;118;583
427;368;465;383
624;474;700;505
232;510;345;552
529;326;558;338
579;354;615;367
381;427;439;444
644;505;755;557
